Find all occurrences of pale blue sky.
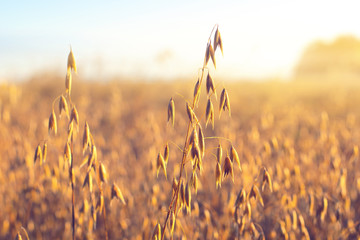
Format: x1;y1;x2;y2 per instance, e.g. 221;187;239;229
1;0;360;81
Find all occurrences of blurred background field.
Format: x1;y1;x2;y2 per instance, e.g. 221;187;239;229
2;76;360;239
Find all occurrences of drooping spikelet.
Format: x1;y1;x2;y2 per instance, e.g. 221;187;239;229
223;155;234;182
235;189;246;208
156;152;167;178
193;78;201;107
42;142;47;164
15;232;22;240
206;73;216;98
169;210;176;236
190;171;198;194
59;95;69;119
249;185;264;207
230;145;241;171
151;223;161;240
67;47;77;73
48;110;57;135
64;142;72;166
163;143;169;164
111;182;126;205
205;99;214;129
99;162;108;183
262;168;273;192
70;106;79;127
167;97;175;126
186;102;195;123
34;144;42;164
82;121;91;154
185;182;191;214
219;88;231;117
244;201;251;220
198;125;205;159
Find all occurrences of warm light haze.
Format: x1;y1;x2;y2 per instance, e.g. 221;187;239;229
1;0;360;81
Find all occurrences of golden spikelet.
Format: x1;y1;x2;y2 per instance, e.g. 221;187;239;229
42;142;47;164
185;182;191;214
59;95;69;118
223;155;234;182
235;189;246;208
82;121;91;154
249;185;264;207
156;152;167;178
48;110;57;135
244;201;251;220
169;210;175;236
205;99;214;129
172;177;178;196
167;97;175;126
262;169;273;192
198;125;205;158
67;47;77;73
214;27;220;52
308;193;314;216
96;195;104;214
217;30;223;55
206;73;216;98
65;69;72;95
34;144;42;164
70;106;79;127
186;102;195;123
230;145;241;171
111;183;126;204
99;162;108;183
83;172;93;193
215;162;222;189
319;196;328;222
219;88;230;117
204;43;211;67
15;232;22;240
151;223;161;240
163;143;169;164
193;78;201;106
209;43;216;68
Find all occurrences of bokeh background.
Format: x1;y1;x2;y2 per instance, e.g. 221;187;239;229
2;1;360;239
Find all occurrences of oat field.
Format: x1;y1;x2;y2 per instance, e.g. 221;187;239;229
2;27;360;239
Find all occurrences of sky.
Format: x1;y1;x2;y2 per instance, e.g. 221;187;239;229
1;0;360;81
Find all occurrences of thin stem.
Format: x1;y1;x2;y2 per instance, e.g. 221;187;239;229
70;135;75;240
205;136;233;144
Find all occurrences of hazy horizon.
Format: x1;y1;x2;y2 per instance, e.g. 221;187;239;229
2;0;360;82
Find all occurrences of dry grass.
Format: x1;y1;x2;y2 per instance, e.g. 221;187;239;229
2;30;360;239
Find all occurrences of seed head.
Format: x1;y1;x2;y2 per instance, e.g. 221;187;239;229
230;145;241;171
156;152;167;178
190;171;198;194
42;142;47;164
219;88;230;117
262;169;273;192
59;95;69;119
223;155;234;182
82;121;91;154
167;97;175;126
67;47;77;73
206;73;216;98
169;210;176;236
34;144;42;164
204;43;211;67
205;99;214;129
99;162;108;183
163;143;169;164
244;201;251;220
249;185;264;207
64;142;72;166
198;125;205;159
185;182;191;214
48;110;57;135
111;182;126;204
193;78;201;106
235;189;246;208
151;223;161;240
209;43;216;68
186;102;195;123
70;106;79;127
15;232;22;240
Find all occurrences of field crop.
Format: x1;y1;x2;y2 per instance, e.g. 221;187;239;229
2;29;360;240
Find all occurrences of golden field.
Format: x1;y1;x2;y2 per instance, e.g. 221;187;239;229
1;77;360;240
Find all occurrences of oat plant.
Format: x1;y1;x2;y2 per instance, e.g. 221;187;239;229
34;48;125;240
152;25;239;239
